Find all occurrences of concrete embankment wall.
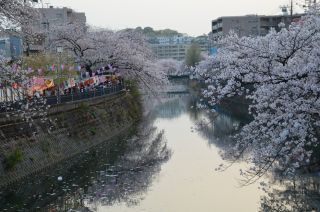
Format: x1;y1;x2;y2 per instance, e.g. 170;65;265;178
0;91;141;188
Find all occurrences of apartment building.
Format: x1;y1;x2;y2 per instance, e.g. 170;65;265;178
211;14;302;39
151;44;190;61
149;35;209;61
32;6;86;32
212;15;260;39
28;6;86;53
210;14;302;55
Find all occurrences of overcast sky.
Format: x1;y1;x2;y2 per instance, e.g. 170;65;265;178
44;0;302;36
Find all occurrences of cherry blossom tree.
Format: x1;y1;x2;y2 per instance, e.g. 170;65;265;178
0;0;37;33
0;0;49;126
0;0;40;55
48;24;167;87
197;12;320;185
155;59;184;75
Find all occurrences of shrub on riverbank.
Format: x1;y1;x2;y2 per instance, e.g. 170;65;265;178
3;149;23;170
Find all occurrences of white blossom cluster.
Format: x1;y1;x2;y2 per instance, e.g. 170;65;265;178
153;59;184;76
197;13;320;184
49;24;168;88
0;0;37;33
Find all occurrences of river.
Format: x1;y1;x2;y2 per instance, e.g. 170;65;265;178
99;96;264;212
0;93;318;211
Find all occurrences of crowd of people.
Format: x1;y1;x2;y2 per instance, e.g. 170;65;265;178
33;71;125;99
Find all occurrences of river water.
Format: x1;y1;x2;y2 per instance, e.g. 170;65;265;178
98;94;263;212
1;93;318;211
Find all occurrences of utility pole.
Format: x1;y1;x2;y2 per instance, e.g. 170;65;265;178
290;0;293;19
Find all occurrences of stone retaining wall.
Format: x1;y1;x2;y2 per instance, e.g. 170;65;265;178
0;91;141;188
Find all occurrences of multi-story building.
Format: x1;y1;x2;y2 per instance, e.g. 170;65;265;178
149;35;208;61
0;33;23;60
151;44;190;61
212;15;260;39
34;6;86;31
149;35;191;61
211;14;302;39
193;35;209;53
210;14;302;54
28;6;86;53
258;15;301;36
148;35;193;45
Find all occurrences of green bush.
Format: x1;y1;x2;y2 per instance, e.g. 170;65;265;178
3;149;23;170
40;142;50;153
89;127;97;135
79;102;90;112
125;80;140;99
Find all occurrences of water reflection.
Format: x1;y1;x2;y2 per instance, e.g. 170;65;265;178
84;124;171;210
0;118;171;211
1;92;317;211
185;95;244;152
260;175;320;212
150;95;190;120
190;96;320;212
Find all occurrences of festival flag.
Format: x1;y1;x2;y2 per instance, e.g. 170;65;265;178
99;75;106;83
12;64;18;71
32;77;45;86
28;67;33;73
12;82;18;89
61;64;65;71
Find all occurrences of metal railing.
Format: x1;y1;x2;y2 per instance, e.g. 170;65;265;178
46;84;125;105
0;84;125;113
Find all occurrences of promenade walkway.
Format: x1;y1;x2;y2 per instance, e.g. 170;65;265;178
0;84;125;113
